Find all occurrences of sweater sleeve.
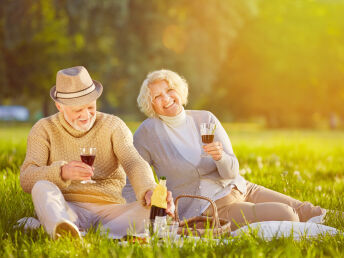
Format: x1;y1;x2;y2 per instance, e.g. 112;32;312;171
209;112;240;179
20;122;71;194
112;117;157;205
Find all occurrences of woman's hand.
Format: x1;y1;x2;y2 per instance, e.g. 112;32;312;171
144;190;175;217
203;141;223;161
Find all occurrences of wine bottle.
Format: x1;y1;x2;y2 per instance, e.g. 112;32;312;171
149;176;167;235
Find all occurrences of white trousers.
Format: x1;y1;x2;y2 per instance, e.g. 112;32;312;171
31;180;150;238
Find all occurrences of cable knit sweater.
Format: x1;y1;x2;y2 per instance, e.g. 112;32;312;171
20;111;157;205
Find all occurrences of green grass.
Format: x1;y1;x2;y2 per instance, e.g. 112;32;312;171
1;124;344;257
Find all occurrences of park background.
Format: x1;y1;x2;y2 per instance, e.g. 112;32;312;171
1;0;344;128
1;1;344;257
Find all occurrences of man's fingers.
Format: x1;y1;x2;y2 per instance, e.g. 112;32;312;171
165;191;175;217
166;191;173;201
78;176;92;181
72;163;94;174
166;202;175;218
78;171;93;178
145;190;153;206
71;161;92;170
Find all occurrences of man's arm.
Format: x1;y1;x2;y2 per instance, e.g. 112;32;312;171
112;117;157;205
20;123;71;193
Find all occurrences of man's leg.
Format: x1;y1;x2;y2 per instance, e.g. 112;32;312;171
245;182;325;222
31;180;81;239
76;201;150;237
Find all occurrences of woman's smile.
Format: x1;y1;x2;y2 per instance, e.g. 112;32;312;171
149;80;183;117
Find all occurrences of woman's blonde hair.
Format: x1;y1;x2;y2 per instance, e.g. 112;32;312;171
137;69;189;117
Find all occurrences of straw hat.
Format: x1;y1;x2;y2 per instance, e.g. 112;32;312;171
50;66;103;106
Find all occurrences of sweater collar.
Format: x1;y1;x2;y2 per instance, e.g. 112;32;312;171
159;108;186;128
58;112;99;138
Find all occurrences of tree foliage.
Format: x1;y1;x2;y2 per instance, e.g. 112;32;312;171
212;0;344;127
1;0;343;127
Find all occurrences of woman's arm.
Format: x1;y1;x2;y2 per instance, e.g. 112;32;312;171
209;112;239;179
133;124;153;166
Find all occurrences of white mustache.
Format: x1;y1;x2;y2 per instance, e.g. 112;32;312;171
78;112;93;122
64;112;96;132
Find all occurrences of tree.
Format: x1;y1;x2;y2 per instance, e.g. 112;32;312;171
212;0;344;127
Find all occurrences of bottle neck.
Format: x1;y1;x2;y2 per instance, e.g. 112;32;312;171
159;179;166;187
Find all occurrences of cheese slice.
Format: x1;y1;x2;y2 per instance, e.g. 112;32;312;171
151;184;167;209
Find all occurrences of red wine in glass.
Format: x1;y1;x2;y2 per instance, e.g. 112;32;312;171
80;147;96;184
80;155;95;166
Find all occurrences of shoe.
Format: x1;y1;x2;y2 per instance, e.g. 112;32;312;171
15;217;41;231
53;220;81;240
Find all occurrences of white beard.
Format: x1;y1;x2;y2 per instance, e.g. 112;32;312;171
64;113;96;132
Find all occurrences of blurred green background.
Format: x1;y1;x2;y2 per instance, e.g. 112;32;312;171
1;0;344;128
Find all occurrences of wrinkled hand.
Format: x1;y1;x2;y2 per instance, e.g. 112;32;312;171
61;161;94;181
203;141;223;161
145;190;175;217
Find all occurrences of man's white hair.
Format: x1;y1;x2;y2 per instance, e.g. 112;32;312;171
137;69;189;118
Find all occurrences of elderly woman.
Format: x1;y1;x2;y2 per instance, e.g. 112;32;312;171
123;69;326;230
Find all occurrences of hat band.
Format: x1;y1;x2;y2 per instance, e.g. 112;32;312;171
55;83;96;99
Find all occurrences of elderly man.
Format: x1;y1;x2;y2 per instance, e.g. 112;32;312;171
20;66;172;239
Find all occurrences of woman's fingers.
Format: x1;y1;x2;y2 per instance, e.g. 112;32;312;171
203;142;222;153
203;142;222;150
203;142;222;161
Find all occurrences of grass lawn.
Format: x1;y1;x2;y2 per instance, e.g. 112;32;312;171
1;123;344;257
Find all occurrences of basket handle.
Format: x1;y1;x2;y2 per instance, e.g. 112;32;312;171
174;194;220;229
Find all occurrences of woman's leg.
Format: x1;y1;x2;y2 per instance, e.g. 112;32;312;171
203;188;299;230
218;201;299;230
245;182;325;222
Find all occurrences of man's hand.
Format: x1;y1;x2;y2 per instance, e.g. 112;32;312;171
61;161;94;181
145;190;175;217
203;141;223;161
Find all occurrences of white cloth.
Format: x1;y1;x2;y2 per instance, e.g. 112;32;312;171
16;218;342;241
231;221;342;240
31;180;149;238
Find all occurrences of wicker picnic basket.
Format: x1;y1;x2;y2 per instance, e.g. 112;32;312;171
174;194;231;237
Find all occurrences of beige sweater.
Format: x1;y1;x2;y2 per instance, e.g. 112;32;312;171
20;111;157;205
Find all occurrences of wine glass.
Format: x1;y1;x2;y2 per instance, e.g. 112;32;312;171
200;123;216;157
80;147;96;184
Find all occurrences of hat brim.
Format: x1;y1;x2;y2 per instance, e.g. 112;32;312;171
50;80;103;106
